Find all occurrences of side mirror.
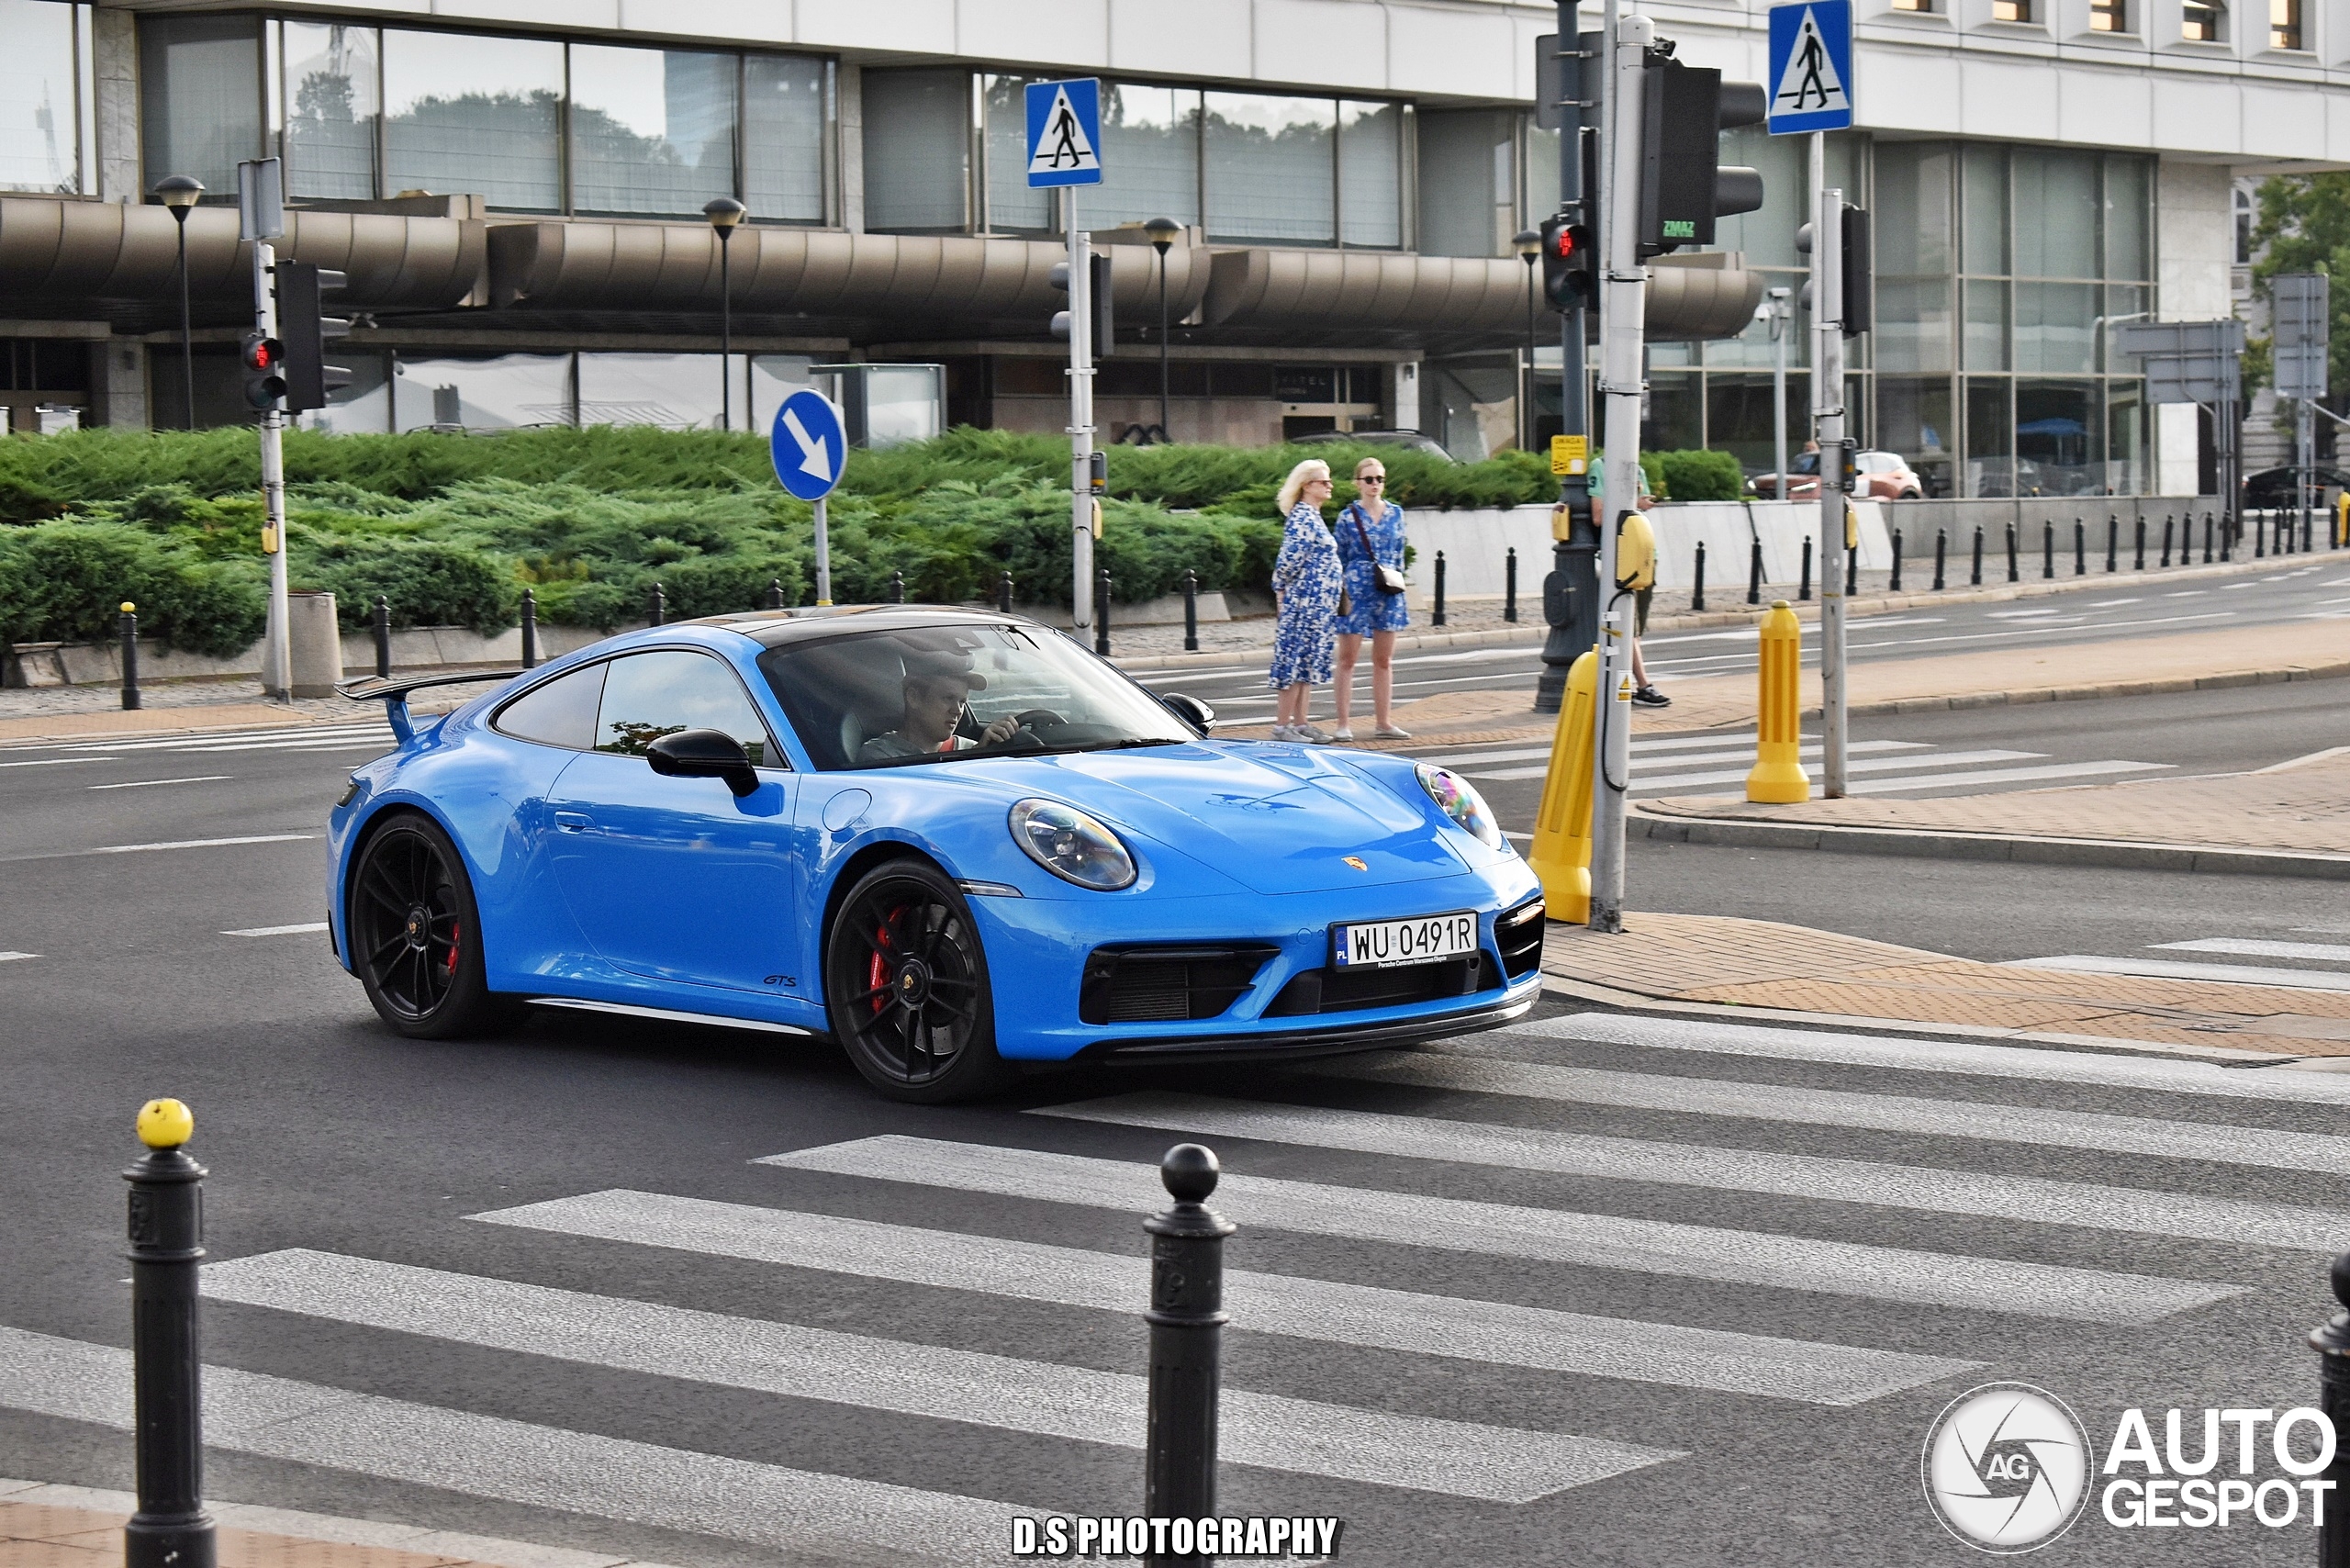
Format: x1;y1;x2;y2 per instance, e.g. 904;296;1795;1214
1159;692;1215;734
645;728;760;798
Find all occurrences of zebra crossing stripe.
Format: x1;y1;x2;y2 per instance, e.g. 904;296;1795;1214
1324;1050;2350;1175
0;1324;1033;1567
756;1137;2240;1324
63;726;390;753
1511;1014;2350;1107
1031;1092;2350;1251
2158;937;2350;964
2017;955;2350;993
471;1192;1978;1405
204;1249;1670;1501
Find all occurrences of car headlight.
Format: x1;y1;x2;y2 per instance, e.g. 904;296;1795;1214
1009;798;1137;890
1416;763;1505;850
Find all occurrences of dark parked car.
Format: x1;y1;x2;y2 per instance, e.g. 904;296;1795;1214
2244;466;2350;510
1292;430;1459;463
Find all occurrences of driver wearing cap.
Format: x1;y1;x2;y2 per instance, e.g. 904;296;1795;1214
859;655;1023;762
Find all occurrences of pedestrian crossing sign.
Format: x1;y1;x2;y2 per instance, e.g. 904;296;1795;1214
1767;0;1854;134
1025;79;1103;188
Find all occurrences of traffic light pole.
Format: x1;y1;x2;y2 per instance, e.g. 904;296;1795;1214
1811;136;1850;797
1535;16;1598;717
252;239;290;702
1587;7;1651;935
1067;190;1096;634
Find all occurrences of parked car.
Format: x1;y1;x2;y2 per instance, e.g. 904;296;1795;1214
329;609;1542;1103
1291;430;1459;462
1751;450;1923;501
2244;465;2350;510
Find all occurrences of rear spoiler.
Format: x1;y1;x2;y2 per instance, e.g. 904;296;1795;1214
336;669;525;744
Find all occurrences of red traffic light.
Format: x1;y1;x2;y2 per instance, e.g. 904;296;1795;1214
1552;228;1577;261
242;335;281;372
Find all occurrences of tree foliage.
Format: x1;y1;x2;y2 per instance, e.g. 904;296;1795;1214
2251;173;2350;402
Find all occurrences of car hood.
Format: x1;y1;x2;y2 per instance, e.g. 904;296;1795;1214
972;743;1467;894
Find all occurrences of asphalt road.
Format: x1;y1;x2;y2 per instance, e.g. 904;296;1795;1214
1;700;2344;1566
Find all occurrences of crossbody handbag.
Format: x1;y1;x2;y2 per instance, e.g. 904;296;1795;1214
1348;505;1408;595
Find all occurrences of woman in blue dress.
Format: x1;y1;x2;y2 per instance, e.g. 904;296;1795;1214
1331;455;1411;739
1267;458;1340;743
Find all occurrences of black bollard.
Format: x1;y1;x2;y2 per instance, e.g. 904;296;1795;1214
2075;518;2086;576
1144;1144;1234;1568
125;1099;216;1568
2308;1252;2350;1568
650;581;666;626
1933;528;1946;590
2203;511;2214;564
766;576;785;610
2221;511;2232;562
119;600;140;711
2106;514;2119;573
2005;521;2019;583
2160;514;2173;568
1181;568;1198;653
1970;526;1984;587
1691;540;1707;610
1433;551;1447;627
2134;517;2146;570
1505;546;1518;623
1889;529;1903;592
2042;520;2053;579
1096;569;1112;656
1747;539;1763;605
998;570;1014;615
1798;535;1812;600
2257;510;2267;558
372;593;391;678
890;569;905;604
1845;528;1858;595
520;588;538;670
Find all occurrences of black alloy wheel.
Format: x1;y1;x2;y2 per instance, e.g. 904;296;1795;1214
824;859;1011;1102
349;813;510;1038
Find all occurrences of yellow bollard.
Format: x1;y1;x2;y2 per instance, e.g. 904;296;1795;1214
2337;491;2347;549
1527;649;1597;924
1747;599;1809;803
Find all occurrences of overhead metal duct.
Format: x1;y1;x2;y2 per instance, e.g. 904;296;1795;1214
1644;252;1767;342
0;197;485;308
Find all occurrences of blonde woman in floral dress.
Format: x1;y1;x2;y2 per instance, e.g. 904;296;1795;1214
1267;459;1340;742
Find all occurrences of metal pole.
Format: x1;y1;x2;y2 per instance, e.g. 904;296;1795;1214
124;1099;216;1568
651;581;666;625
1537;17;1598;716
889;569;904;605
373;593;390;678
813;495;833;605
119;601;140;710
1069;189;1096;633
998;570;1014;615
2075;518;2086;575
1095;570;1112;655
1433;551;1448;626
254;239;291;702
1158;247;1170;441
1933;528;1946;589
717;228;733;433
1799;535;1812;600
1181;567;1197;652
1748;539;1763;604
1505;546;1518;622
1587;6;1647;934
520;588;538;668
1772;294;1789;504
174;217;195;431
767;576;785;610
1814;151;1850;800
1888;529;1902;592
2107;513;2118;572
1143;1144;1233;1568
1971;525;1984;585
2004;521;2018;582
2042;519;2053;578
1691;539;1706;610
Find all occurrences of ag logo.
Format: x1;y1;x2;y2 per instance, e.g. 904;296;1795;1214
1922;1383;2093;1553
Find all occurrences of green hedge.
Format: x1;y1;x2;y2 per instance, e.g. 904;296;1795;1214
0;428;1746;654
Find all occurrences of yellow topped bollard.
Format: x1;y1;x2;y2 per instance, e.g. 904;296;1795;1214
1747;600;1809;803
136;1097;192;1148
1527;649;1597;924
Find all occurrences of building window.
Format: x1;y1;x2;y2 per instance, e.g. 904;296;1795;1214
140;14;262;198
1416;110;1514;257
983;79;1203;235
2182;0;2225;39
2089;0;2127;30
285;23;377;202
383;30;563;212
1889;0;1935;12
1338;101;1403;249
2270;0;2303;48
2235;187;2254;263
0;2;84;195
1991;0;2031;21
744;56;826;223
1204;94;1337;245
862;69;970;231
567;45;737;218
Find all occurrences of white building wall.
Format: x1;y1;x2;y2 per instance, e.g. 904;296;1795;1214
2154;161;2232;495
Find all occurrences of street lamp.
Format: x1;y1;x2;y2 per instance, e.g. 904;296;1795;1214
154;175;203;431
703;196;745;432
1513;229;1542;452
1144;216;1181;443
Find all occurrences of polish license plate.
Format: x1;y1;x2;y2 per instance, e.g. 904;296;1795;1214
1330;911;1479;969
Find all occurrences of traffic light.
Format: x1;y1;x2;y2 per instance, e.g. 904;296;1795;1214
275;262;352;412
1796;207;1874;337
241;330;285;410
1638;53;1766;257
1049;253;1114;349
1539;216;1598;310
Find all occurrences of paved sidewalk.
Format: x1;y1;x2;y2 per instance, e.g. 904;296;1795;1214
1544;911;2350;1058
0;1480;681;1568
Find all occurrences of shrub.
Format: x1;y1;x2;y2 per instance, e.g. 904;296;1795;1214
1655;449;1745;503
295;533;520;634
0;522;264;656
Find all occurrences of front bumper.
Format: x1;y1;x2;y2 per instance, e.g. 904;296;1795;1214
1074;988;1540;1063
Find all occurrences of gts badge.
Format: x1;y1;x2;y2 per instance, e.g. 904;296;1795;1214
764;975;799;988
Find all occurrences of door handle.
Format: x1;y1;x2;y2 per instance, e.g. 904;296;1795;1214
554;811;593;833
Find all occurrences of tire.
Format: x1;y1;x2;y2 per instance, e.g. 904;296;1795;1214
1899;489;1921;501
823;858;1013;1103
347;812;516;1040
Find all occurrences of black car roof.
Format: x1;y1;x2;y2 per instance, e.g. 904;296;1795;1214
684;603;1050;651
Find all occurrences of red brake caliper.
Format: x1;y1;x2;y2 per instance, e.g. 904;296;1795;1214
866;912;896;1015
445;920;461;975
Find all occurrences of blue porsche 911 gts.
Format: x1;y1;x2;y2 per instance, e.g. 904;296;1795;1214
328;607;1545;1101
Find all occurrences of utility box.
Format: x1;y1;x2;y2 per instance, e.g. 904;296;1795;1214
809;364;945;448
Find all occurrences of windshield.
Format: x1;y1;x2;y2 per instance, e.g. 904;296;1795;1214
756;623;1195;771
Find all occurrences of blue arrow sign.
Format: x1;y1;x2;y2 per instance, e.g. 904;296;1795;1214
770;389;845;502
1767;0;1854;135
1025;79;1102;188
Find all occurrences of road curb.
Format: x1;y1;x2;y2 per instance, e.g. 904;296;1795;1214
1628;806;2350;879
